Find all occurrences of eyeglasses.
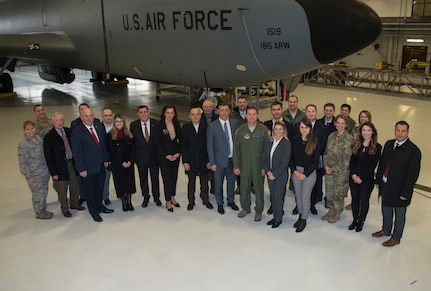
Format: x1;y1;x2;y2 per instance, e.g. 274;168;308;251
114;120;123;123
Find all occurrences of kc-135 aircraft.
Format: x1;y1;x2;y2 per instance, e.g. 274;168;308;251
0;0;381;94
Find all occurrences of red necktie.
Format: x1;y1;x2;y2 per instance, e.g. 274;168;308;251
90;127;100;148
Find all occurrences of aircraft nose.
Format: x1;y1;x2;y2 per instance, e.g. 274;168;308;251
296;0;382;64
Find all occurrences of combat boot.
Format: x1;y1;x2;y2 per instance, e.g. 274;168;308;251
321;208;334;221
36;211;53;219
328;210;340;223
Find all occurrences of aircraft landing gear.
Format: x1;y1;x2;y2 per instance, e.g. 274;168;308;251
155;83;161;101
90;71;128;85
0;72;14;94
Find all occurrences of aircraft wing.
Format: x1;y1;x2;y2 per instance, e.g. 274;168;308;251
0;32;77;65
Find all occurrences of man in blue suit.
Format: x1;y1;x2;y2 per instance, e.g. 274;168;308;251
71;108;113;222
207;102;239;215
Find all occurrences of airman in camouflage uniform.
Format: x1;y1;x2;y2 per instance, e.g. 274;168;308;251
33;104;52;138
322;115;353;223
18;121;53;219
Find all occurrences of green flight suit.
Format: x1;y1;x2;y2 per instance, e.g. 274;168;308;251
233;122;269;214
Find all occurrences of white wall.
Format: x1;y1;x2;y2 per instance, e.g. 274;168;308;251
363;0;411;17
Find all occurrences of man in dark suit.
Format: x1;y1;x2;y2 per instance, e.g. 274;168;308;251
44;112;85;217
201;99;219;125
71;108;113;222
207;102;239;215
373;121;421;247
263;101;295;141
130;105;162;208
181;107;213;210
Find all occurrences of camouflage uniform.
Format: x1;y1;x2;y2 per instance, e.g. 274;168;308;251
323;131;353;214
34;118;52;139
18;135;50;216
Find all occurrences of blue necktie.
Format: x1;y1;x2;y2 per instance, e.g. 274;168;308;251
224;122;231;156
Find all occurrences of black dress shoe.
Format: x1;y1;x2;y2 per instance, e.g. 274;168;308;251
296;219;307;232
104;199;111;205
187;202;195;211
310;205;318;215
292;206;298;215
203;200;214;209
266;218;275;225
93;215;103;222
227;202;239;211
294;214;302;228
272;221;282;228
217;205;225;214
142;200;149;208
155;199;162;207
348;220;358;230
267;205;273;215
171;200;181;207
101;208;114;213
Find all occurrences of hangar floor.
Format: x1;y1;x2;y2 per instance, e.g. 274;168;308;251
1;66;430;291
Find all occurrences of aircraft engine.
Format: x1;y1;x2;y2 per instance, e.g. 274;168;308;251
38;66;75;84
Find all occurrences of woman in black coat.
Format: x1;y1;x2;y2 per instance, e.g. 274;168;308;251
154;105;181;212
349;122;381;232
107;114;136;211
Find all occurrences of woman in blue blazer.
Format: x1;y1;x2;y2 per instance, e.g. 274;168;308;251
262;121;291;228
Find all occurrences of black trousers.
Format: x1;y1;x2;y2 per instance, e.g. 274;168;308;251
137;163;160;201
187;172;209;202
349;178;374;222
159;158;180;201
80;164;105;218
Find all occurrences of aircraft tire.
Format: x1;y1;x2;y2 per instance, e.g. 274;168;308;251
1;73;13;93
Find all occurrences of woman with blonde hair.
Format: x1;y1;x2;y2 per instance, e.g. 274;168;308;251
107;114;136;211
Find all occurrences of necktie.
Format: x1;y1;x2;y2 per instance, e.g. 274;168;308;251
223;122;231;156
383;143;399;178
61;130;73;159
144;123;149;143
90;127;100;147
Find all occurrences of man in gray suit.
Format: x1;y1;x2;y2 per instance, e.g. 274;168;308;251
207;102;240;215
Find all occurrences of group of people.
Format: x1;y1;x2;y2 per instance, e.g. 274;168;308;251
18;96;421;247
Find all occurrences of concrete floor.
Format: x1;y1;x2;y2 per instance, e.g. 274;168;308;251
0;66;430;291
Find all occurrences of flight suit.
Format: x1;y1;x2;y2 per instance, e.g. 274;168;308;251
233;122;268;214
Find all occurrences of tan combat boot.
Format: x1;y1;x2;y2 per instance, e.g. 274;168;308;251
321;208;335;221
328;210;340;223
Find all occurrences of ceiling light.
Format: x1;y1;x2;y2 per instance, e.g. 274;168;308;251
406;38;424;43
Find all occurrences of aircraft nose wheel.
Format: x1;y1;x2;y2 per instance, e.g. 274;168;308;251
0;73;14;93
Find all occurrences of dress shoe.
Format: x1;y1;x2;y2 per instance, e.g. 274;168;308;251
227;202;239;211
141;200;149;208
187;202;195;211
238;209;250;218
63;211;72;218
78;197;86;205
92;215;103;222
104;198;111;205
166;201;174;212
294;214;302;228
155;199;162;207
382;238;399;247
272;221;282;228
355;221;364;232
235;186;240;194
71;205;86;211
295;219;307;232
101;208;114;213
267;205;273;215
348;220;358;230
128;203;134;211
217;205;225;215
203;200;214;209
171;199;180;207
266;218;275;225
310;205;317;215
292;206;298;215
372;230;390;237
254;213;262;222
